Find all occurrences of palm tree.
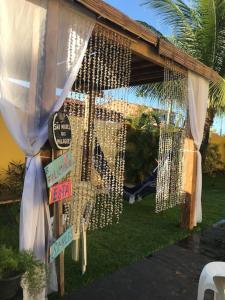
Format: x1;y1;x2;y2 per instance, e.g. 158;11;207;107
140;0;225;164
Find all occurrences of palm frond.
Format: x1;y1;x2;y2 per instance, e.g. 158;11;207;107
141;0;200;59
210;76;225;112
141;0;197;36
140;0;225;116
213;1;225;75
196;0;217;68
132;82;164;102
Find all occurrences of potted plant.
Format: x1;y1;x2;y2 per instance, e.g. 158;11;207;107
0;245;47;300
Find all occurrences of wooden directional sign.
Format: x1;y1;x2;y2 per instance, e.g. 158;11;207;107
49;226;73;263
49;112;72;150
44;150;74;188
49;179;73;205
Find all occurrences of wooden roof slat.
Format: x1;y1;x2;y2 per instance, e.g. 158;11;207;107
75;0;220;82
159;39;220;82
131;39;187;76
130;76;164;86
131;61;155;71
131;72;164;82
131;66;163;77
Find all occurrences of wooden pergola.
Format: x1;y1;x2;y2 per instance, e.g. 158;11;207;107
75;0;220;84
68;0;219;231
44;0;220;234
39;0;221;295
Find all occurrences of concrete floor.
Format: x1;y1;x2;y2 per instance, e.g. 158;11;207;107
62;222;225;300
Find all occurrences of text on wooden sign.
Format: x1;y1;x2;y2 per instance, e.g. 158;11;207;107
49;112;72;150
49;179;73;205
44;150;74;188
49;226;73;263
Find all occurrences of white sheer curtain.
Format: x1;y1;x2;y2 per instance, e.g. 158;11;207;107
0;0;95;297
188;71;209;226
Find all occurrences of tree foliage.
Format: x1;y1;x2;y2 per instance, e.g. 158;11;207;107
0;161;25;197
141;0;225;109
125;111;160;184
140;0;225;163
203;143;225;175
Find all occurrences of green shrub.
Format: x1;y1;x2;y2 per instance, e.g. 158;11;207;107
125;112;160;184
0;161;25;197
203;144;225;176
0;245;21;278
0;245;47;297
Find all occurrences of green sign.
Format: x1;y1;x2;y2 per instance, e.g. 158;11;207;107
49;226;73;263
44;150;74;188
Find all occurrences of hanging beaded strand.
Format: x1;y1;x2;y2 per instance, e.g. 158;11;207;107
65;24;131;233
155;59;188;213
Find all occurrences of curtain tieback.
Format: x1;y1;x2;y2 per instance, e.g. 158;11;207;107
25;151;41;170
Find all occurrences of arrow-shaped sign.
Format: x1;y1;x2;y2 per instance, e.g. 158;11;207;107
49;179;73;205
44;150;74;188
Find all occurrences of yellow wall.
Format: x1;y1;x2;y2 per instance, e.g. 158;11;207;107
209;132;225;163
0;113;24;171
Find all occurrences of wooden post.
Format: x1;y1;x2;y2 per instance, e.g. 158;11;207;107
52;149;65;296
41;0;65;296
182;138;198;230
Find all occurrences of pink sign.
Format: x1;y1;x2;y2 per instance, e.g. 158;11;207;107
49;179;72;205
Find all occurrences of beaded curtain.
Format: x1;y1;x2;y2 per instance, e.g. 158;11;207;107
62;24;131;235
155;60;188;212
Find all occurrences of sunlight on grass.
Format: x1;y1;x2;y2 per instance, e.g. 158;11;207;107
62;176;225;295
0;176;224;298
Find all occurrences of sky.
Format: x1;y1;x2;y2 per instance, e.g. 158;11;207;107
104;0;224;135
104;0;172;36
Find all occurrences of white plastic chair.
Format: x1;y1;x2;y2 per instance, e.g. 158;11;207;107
197;262;225;300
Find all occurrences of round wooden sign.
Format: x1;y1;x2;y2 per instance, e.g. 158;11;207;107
49;112;72;150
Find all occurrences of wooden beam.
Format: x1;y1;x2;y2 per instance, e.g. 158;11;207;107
131;62;155;71
75;0;158;46
131;78;163;84
76;0;219;82
95;21;136;43
131;39;188;76
182;138;198;230
159;39;220;82
131;66;163;77
132;56;144;63
131;73;164;83
54;149;65;296
130;77;164;86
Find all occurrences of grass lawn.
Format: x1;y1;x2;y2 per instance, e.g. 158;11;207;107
0;175;224;298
